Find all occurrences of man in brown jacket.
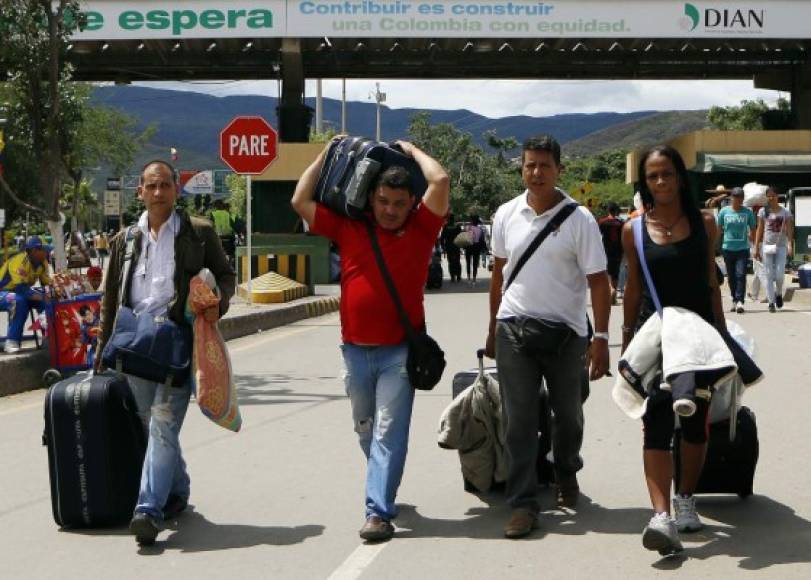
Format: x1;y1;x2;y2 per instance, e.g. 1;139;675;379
96;160;235;546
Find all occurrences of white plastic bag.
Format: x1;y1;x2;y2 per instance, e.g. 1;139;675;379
743;182;768;208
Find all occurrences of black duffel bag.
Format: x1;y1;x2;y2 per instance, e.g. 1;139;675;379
314;136;428;219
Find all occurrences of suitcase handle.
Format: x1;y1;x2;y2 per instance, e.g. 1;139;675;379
476;348;486;375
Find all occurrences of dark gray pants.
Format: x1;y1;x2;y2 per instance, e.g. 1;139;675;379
495;319;588;511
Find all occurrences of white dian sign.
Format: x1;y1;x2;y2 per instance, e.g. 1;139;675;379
70;1;811;40
182;170;215;195
103;190;121;216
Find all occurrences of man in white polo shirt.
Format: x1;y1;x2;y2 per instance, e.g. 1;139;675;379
485;134;611;539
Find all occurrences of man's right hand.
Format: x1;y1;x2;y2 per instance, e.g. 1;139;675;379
485;329;496;359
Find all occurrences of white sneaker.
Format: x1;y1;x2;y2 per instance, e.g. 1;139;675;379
642;512;683;555
673;495;704;532
3;340;21;354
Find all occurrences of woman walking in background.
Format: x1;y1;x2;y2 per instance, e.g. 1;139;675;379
754;186;794;312
464;215;485;285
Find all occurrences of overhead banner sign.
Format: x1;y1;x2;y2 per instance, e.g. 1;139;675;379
70;1;811;39
70;0;287;40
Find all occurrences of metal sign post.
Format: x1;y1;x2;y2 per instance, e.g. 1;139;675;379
247;175;252;297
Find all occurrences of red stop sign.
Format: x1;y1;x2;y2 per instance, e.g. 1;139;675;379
219;116;278;174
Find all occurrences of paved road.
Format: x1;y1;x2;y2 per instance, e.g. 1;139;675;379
2;273;811;579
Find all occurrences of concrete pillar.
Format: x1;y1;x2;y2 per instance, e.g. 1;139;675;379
791;66;811;130
277;38;312;143
754;65;811;130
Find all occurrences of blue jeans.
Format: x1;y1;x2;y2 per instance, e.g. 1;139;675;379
341;342;414;521
127;375;192;520
722;248;749;303
761;244;788;304
0;285;45;343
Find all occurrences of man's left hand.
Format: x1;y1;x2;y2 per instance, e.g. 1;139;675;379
203;305;220;323
588;339;610;380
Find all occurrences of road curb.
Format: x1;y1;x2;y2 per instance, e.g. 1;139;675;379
218;295;340;341
0;295;341;397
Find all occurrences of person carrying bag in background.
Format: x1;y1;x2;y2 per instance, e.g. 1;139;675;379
95;160;235;547
753;186;794;312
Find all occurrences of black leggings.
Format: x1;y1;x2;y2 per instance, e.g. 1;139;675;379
465;247;481;279
642;388;710;450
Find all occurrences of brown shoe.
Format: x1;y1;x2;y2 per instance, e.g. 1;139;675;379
503;508;539;539
359;516;394;542
556;474;580;508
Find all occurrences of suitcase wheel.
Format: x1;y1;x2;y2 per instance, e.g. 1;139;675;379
43;369;62;387
737;487;753;499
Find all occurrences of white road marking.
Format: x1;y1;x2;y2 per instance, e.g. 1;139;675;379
326;542;389;580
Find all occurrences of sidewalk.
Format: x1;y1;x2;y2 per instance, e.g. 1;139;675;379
0;286;341;397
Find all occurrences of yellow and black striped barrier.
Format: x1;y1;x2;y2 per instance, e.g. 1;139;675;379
239;254;311;285
237;271;309;304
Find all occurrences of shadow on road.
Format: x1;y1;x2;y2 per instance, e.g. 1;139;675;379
394;492;652;541
682;495;811;570
233;373;344;407
425;280;490;295
138;507;324;555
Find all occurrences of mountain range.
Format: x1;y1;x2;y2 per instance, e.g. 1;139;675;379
90;85;709;174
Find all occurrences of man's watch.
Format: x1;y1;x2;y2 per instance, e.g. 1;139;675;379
592;332;609;341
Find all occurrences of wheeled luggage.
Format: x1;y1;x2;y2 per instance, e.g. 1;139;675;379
673;406;758;498
43;371;146;527
314;136;428;219
451;350;555;491
426;251;443;290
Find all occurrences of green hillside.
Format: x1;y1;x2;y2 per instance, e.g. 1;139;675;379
563;110;711;157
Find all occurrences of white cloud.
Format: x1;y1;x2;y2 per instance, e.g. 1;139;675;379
140;79;784;119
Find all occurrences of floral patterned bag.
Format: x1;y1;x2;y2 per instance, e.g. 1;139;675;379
187;269;242;432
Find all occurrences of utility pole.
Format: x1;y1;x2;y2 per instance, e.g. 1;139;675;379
315;78;323;134
372;82;386;141
341;79;347;134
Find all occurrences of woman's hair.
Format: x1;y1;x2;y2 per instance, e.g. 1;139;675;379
470;215;481;225
637;145;701;223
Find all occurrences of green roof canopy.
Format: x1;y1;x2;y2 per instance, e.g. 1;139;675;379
694;153;811;173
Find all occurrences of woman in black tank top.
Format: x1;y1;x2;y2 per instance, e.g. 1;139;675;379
620;145;726;556
637;210;715;324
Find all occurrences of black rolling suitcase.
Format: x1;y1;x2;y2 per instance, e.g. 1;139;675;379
673;406;759;498
43;371;146;527
315;136;428;219
452;350;555;492
426;251;443;289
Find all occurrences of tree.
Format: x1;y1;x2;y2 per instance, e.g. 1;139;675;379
0;0;82;269
65;94;156;231
407;112;521;219
708;97;791;131
225;173;247;220
61;178;100;232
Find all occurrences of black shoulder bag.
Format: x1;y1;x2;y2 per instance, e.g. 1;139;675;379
101;227;193;387
364;220;446;391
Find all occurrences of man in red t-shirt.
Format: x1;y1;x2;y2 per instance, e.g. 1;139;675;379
292;138;449;542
